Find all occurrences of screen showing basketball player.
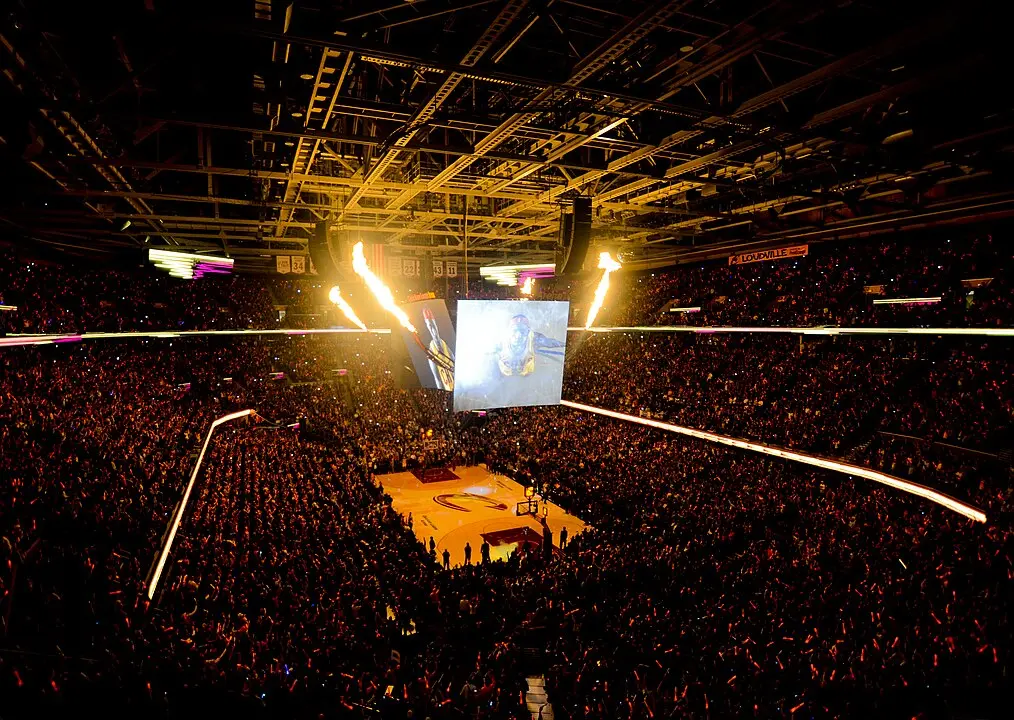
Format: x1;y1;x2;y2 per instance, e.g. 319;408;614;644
399;299;456;390
453;300;569;411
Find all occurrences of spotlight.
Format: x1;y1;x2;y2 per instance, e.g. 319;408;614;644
120;220;132;231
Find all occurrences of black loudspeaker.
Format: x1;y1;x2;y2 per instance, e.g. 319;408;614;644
309;221;340;282
559;197;591;274
559;212;574;246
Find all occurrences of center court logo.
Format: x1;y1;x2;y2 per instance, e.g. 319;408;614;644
433;493;509;512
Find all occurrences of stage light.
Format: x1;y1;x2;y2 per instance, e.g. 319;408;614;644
120;220;132;231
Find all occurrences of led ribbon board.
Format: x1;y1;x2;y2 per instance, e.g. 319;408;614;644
147;409;254;600
148;249;234;279
561;400;986;523
479;263;556;287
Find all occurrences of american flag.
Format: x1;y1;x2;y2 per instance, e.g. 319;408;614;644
365;242;385;280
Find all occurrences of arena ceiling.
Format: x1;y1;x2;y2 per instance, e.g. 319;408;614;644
1;0;1011;273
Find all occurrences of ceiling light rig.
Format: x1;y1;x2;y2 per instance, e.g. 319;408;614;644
148;249;234;279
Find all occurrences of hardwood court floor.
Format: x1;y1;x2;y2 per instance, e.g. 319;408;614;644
378;465;585;568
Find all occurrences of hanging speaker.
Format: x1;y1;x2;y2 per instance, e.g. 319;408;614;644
559;197;591;274
309;221;340;282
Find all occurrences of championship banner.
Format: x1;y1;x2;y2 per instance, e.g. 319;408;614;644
728;244;808;266
276;255;291;274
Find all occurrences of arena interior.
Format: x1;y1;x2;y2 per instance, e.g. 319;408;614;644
1;1;1012;718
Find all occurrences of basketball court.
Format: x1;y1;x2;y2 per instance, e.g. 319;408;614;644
378;465;586;568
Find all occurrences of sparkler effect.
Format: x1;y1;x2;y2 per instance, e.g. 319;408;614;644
520;276;535;296
328;285;368;331
352;242;417;333
584;251;621;329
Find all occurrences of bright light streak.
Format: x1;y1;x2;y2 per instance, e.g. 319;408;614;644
584;251;621;329
567;325;1014;337
561;400;986;523
0;327;390;350
351;242;416;333
872;296;941;305
328;285;368;331
148;249;234;279
148;409;254;600
520;277;535;296
0;304;17;311
479;263;555;287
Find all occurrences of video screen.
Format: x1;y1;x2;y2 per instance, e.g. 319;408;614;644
453;300;569;412
399;299;456;391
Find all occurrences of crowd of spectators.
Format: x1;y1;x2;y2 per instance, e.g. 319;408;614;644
5;233;1010;335
563;332;1014;515
469;407;1011;718
595;233;1013;328
2;229;1012;718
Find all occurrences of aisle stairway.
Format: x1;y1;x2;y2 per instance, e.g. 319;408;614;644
525;676;553;720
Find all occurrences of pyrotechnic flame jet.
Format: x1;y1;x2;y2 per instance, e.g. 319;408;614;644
351;241;454;382
585;251;621;329
327;285;368;331
351;241;417;333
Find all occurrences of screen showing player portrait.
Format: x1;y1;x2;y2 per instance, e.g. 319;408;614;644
399;299;456;391
453;300;569;412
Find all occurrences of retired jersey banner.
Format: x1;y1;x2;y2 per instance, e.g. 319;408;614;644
402;258;421;277
386;256;402;277
276;255;291;274
728;244;808;266
291;256;306;274
445;260;458;278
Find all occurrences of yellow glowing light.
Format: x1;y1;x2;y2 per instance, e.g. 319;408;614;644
328;285;368;331
585;251;621;329
352;242;416;333
520;277;534;296
148;408;254;600
560;400;987;523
